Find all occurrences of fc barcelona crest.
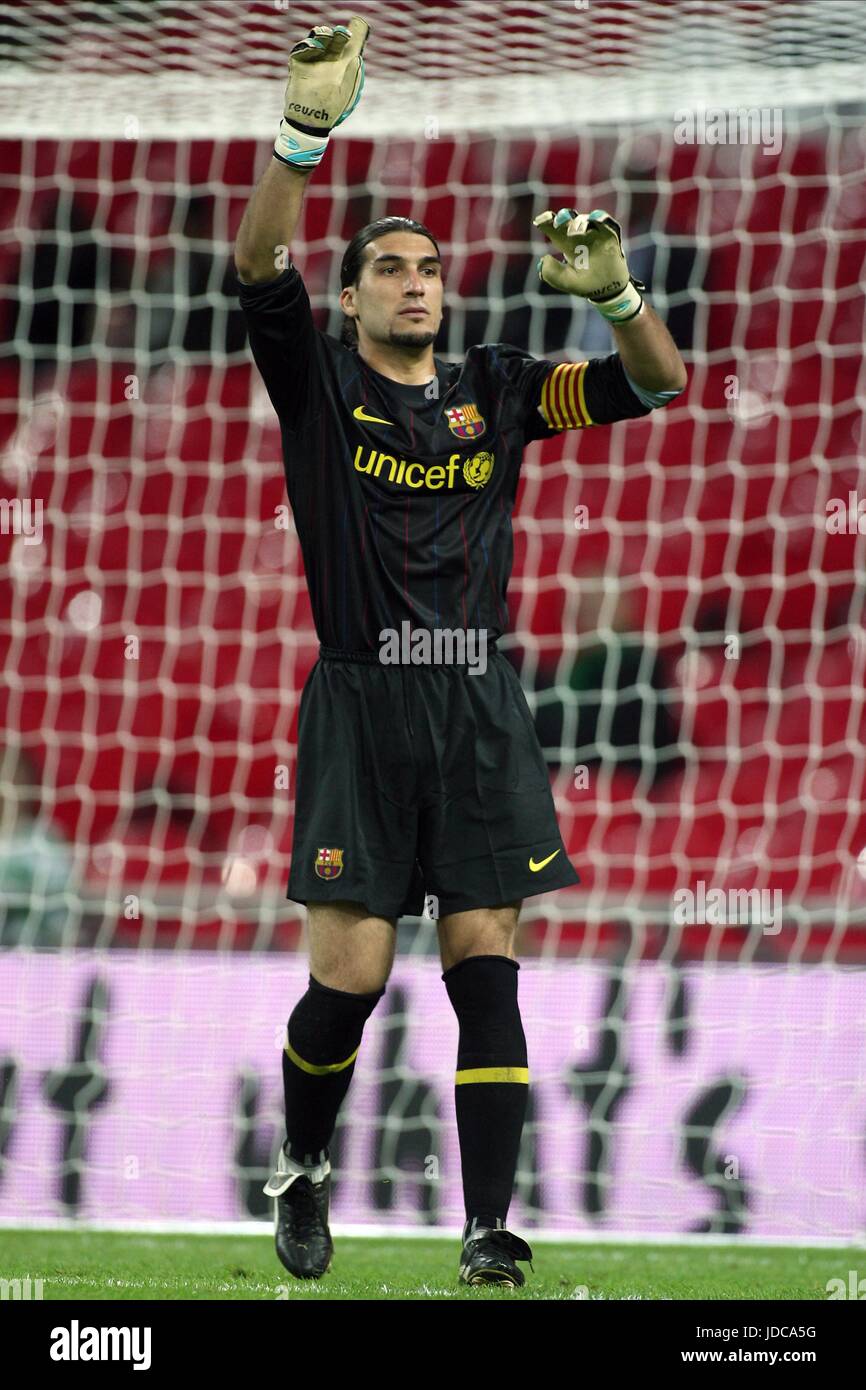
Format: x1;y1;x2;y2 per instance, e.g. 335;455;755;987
446;403;486;439
314;847;344;880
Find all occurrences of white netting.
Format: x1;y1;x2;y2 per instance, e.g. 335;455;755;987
0;0;865;1236
1;0;865;135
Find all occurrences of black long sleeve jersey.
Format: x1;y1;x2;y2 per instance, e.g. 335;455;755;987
238;265;670;654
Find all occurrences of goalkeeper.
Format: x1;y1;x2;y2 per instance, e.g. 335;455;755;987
234;15;686;1289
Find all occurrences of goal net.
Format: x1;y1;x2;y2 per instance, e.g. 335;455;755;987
0;0;865;1240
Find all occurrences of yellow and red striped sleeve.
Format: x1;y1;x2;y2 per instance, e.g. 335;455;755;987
539;361;594;430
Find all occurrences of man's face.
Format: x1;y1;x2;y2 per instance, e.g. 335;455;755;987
340;231;443;350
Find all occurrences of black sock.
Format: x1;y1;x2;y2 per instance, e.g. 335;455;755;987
442;955;528;1230
282;974;384;1165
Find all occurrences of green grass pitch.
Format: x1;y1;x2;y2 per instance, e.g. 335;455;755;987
0;1230;854;1300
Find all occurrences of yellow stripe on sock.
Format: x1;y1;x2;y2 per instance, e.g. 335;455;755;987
454;1066;530;1085
284;1040;360;1075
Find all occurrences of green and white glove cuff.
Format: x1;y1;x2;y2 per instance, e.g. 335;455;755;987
591;279;645;323
274;119;330;170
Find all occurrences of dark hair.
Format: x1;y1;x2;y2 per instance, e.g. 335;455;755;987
339;216;441;350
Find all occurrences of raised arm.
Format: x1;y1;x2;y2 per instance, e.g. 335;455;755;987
233;15;370;286
610;300;687;394
533;206;687;397
234;162;312;285
484;206;687;443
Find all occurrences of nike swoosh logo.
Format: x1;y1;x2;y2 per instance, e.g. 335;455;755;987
353;405;394;426
529;850;561;872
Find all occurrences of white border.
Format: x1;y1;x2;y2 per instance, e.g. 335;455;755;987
0;68;864;139
0;1216;863;1248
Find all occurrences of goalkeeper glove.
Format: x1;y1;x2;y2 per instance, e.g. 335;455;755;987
533;207;646;322
274;16;370;171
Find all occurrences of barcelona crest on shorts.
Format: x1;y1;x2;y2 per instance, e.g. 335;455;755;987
446;403;486;439
314;847;344;880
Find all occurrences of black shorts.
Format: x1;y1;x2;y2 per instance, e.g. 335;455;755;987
286;645;580;920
